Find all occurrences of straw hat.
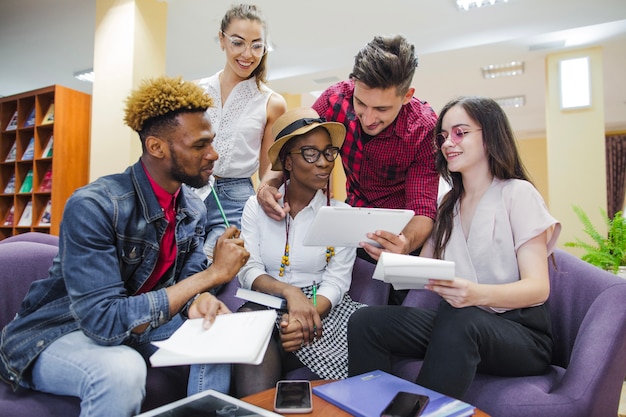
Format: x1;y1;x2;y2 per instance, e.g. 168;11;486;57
268;107;346;171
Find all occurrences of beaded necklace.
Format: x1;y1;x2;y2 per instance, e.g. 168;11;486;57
278;181;335;277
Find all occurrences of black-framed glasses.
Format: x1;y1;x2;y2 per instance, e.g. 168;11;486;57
436;127;482;149
221;31;267;57
290;146;340;163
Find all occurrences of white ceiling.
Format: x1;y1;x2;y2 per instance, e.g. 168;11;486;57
1;0;626;138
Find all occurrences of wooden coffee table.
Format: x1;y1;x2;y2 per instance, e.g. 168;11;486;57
242;380;490;416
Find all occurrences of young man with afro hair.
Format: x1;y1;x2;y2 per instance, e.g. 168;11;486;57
0;76;249;416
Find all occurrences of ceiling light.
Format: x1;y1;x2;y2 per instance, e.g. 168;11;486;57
481;61;524;79
74;69;95;83
494;95;525;108
456;0;509;11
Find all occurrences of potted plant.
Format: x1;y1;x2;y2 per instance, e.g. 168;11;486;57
565;206;626;277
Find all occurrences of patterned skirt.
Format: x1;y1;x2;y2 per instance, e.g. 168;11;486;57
286;286;366;380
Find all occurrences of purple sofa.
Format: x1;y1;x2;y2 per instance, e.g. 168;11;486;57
391;249;626;417
0;234;189;416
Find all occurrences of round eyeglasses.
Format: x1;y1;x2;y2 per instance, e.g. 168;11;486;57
290;146;340;163
221;31;267;57
436;127;482;149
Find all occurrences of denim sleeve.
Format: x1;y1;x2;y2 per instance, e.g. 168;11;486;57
59;189;171;346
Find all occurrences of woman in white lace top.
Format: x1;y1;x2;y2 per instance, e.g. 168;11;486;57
196;4;286;259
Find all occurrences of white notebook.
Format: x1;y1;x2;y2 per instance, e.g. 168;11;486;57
150;309;276;367
373;252;455;290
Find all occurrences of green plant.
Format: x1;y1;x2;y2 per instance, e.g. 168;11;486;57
565;206;626;273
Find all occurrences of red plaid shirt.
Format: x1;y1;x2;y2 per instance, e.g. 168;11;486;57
312;80;438;220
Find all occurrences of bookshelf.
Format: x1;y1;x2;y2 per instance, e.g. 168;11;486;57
0;85;91;239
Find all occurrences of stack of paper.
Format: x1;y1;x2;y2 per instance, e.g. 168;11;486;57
150;309;276;367
373;252;455;290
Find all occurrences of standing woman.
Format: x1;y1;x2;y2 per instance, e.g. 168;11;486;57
197;3;286;258
348;96;561;400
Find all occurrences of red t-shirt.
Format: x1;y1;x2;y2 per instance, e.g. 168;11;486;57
136;163;180;294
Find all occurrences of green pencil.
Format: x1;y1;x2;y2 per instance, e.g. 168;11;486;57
211;184;230;227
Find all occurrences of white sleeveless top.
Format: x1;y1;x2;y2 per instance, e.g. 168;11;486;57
202;71;274;178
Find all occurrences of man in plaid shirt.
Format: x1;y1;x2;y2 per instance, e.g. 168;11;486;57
258;35;438;267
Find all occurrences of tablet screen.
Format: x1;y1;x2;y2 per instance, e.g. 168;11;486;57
302;206;414;248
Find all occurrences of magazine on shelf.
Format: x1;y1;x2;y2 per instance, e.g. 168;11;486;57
3;173;16;194
136;389;282;417
23;106;36;128
150;309;276;367
21;137;35;160
3;205;15;226
41;103;55;125
41;136;53;158
313;370;475;417
39;200;52;226
19;170;33;193
5;141;17;162
17;201;33;227
6;110;18;131
235;287;287;309
373;252;455;290
39;167;52;192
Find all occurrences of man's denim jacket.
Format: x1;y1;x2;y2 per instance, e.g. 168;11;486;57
0;160;208;389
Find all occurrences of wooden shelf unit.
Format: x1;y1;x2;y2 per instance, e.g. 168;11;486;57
0;85;91;239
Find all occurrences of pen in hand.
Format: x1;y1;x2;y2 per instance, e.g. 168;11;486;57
211;184;230;228
312;280;317;307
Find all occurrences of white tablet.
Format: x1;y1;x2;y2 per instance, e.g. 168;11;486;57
302;206;414;248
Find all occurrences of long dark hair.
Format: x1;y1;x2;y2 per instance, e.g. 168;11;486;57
432;96;531;258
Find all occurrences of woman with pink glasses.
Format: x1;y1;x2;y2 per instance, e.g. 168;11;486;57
347;96;561;400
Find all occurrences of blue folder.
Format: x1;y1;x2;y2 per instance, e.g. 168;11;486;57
312;370;475;417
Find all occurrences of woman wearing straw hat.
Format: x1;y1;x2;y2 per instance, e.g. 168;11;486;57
234;108;364;397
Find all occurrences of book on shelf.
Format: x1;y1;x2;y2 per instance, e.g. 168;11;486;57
235;287;287;309
41;136;53;158
150;309;276;367
373;252;456;290
23;106;36;128
5;141;17;162
3;173;16;194
39;167;53;192
41;103;55;125
39;200;52;226
19;170;34;193
21;137;35;160
136;389;281;417
6;110;18;131
3;205;15;226
17;201;33;227
312;370;475;417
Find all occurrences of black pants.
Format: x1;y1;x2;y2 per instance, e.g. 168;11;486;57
347;301;552;399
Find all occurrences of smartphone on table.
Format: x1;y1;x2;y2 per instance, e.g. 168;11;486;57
380;391;429;417
273;380;313;414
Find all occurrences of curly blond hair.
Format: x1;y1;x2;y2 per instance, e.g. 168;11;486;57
123;76;213;132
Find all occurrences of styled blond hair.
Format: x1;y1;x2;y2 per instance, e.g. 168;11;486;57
123;76;213;133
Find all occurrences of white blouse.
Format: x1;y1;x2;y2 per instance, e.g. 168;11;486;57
238;187;357;308
441;178;561;312
202;71;274;178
